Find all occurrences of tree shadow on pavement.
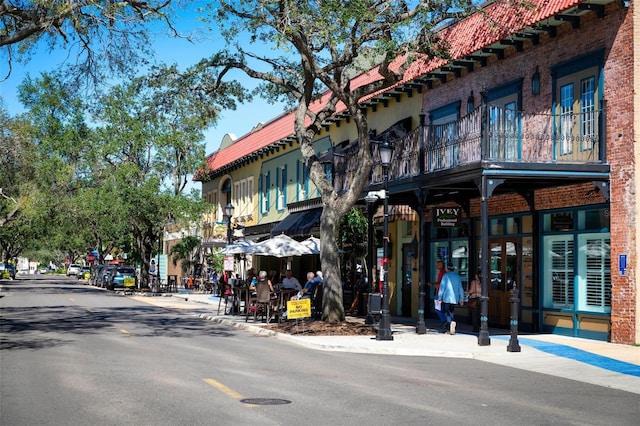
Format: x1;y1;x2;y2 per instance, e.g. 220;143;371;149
0;304;237;351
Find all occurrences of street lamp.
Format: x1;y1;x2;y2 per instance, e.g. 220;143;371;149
370;139;394;341
225;203;235;245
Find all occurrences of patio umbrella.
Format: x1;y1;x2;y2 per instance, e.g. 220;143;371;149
301;236;344;254
301;236;321;254
220;240;257;255
252;234;314;258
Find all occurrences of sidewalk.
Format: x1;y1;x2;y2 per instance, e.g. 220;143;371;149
131;291;640;395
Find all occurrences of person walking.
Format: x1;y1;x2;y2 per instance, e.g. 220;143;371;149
437;263;465;335
429;260;448;327
466;270;482;332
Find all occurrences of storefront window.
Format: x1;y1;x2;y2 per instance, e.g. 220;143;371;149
490;218;504;235
431;221;469;238
580;208;610;231
543;235;574;309
430;240;469;290
542;230;610;313
484;215;528;236
545;212;574;232
577;234;611;313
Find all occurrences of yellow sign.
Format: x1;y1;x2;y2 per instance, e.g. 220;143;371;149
124;277;136;287
287;298;311;319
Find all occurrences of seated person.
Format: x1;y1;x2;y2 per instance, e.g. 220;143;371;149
301;271;323;299
281;269;302;291
250;270;274;292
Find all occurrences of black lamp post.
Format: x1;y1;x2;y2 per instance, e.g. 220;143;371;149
377;139;394;341
225;203;235;245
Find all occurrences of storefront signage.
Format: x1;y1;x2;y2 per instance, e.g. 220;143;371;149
550;212;573;231
224;256;234;271
287;298;311;319
433;207;462;228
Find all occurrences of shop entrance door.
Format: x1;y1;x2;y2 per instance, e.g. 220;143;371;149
401;243;412;316
488;238;519;327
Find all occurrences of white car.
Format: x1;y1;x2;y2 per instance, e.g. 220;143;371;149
66;264;82;276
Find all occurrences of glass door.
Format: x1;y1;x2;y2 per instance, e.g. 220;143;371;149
488;238;519;327
401;244;413;316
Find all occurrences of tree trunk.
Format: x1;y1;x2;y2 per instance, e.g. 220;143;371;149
319;199;345;323
134;229;155;288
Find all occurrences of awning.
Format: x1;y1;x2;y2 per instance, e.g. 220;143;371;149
271;208;322;237
373;205;415;224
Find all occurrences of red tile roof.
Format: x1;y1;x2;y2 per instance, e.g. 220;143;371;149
202;0;585;174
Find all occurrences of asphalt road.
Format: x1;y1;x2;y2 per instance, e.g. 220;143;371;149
1;276;638;426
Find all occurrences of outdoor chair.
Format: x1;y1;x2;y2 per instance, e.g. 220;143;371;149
251;281;274;323
311;283;323;320
217;283;237;315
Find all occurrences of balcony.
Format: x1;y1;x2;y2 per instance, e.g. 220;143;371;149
362;105;607;189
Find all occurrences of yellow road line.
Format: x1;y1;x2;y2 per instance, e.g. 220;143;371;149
203;378;255;407
85;308;93;313
119;329;130;334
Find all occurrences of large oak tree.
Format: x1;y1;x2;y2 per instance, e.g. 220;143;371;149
1;0;178;82
185;0;484;322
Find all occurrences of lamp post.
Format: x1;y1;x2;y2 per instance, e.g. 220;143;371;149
377;140;394;341
225;203;235;245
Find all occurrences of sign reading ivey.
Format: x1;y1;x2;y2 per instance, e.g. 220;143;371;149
433;207;462;228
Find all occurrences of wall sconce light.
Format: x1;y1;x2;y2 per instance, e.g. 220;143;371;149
409;235;419;265
466;91;475;113
531;67;541;96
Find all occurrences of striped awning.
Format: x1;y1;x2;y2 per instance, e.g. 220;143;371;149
373;205;415;224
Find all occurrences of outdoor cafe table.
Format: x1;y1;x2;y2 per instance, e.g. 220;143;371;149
242;288;297;322
231;285;251;319
274;289;297;323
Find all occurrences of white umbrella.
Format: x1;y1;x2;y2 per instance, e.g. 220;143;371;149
252;234;314;258
301;236;321;254
220;240;257;255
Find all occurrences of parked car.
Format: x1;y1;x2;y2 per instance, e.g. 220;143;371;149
78;266;91;280
89;265;104;286
0;263;16;280
96;265;116;287
66;264;82;276
106;267;137;291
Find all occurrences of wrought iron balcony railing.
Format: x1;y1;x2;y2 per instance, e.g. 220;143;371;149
360;105;606;188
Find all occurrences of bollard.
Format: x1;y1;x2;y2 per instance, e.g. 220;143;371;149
507;284;521;352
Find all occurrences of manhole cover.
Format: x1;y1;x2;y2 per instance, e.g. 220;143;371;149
240;398;291;405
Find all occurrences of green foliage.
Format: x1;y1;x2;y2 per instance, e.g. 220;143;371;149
0;108;39;228
206;250;225;274
2;69;209;267
1;1;177;87
339;207;368;258
169;235;202;275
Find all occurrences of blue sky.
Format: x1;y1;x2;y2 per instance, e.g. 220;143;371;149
0;5;287;157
